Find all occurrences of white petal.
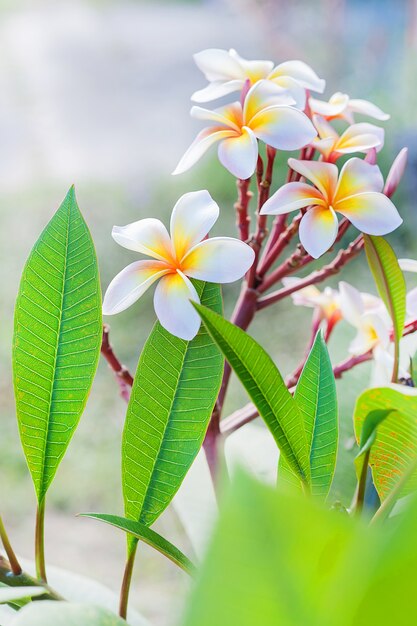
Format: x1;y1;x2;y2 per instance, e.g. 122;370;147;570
269;60;325;93
260;181;326;215
243;79;295;123
399;258;417;273
112;219;174;262
191;103;242;131
287;158;338;199
170;190;219;261
249;105;316;151
153;271;201;341
335;192;402;235
407;287;417;317
348;98;390;121
334;157;384;201
173;127;237;175
269;75;307;109
191;80;244;103
182;237;255;283
309;92;349;117
298;206;338;258
217;126;258;179
339;281;365;327
336;123;385;154
193;48;245;81
102;260;170;315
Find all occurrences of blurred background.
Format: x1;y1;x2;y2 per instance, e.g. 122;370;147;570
0;0;416;624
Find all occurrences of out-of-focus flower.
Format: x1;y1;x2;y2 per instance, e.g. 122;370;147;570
384;147;408;198
282;278;341;327
398;258;417;318
173;81;317;180
261;157;402;258
102;191;255;340
309;92;390;123
339;281;390;355
312;115;384;161
192;48;325;109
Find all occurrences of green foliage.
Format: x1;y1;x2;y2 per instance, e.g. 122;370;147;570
9;602;128;626
279;331;338;498
181;472;417;626
364;235;406;379
80;512;195;575
122;281;223;534
0;587;45;604
193;303;310;486
354;386;417;502
12;187;102;503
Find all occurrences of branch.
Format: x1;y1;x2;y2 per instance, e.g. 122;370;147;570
234;178;253;241
101;324;134;401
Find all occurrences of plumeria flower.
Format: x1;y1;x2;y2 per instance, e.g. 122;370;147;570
102;191;255;340
192;48;325;109
339;282;390;356
282;278;342;328
309;92;390;123
260;157;402;258
173;80;317;180
311;115;384;161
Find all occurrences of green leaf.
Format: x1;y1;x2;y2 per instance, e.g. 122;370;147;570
79;513;195;575
0;587;45;604
122;281;223;531
354;409;392;482
410;351;417;386
193;303;310;486
278;331;338;498
354;386;417;502
364;235;406;380
13;187;102;503
9;602;128;626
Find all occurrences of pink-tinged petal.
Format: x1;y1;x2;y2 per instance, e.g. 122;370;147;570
335;192;402;235
243;79;295;123
268;60;325;93
182;237;255;282
269;75;307;109
312;115;339;140
170;190;220;261
249;106;316;151
112;219;174;263
287;158;338;199
229;48;274;82
336;123;384;154
191;103;243;131
348;98;390;121
299;206;338;258
384;147;408;198
260;181;326;215
153;271;201;340
312;137;336;160
407;287;417;317
193;48;245;81
399;258;417;273
191;79;245;103
365;148;377;164
339;281;364;326
217;126;258;179
309;92;349;117
102;260;171;315
334;157;384;202
172;127;238;175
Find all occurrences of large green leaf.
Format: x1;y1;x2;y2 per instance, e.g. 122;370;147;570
354;386;417;502
13;187;102;502
364;235;406;380
9;602;128;626
80;513;195;575
193;303;310;486
278;331;338;498
122;281;223;530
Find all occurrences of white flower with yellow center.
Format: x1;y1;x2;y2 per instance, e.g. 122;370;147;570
192;48;325;109
309;92;390;124
174;80;317;180
312;115;385;161
103;191;255;340
282;278;341;326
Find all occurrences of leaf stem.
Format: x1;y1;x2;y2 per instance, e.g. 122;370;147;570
119;542;138;620
0;556;62;601
354;449;371;516
0;517;21;576
35;499;47;582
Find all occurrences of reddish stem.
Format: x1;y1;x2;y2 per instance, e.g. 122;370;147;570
234;178;252;241
101;324;134;401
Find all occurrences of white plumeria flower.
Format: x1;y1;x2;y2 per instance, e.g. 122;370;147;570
282;277;341;325
309;92;390;124
102;191;255;340
173;80;317;180
192;48;325;109
312;115;385;161
261;157;402;259
339;282;390;356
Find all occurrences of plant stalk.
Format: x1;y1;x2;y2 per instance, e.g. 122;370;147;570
119;542;138;620
0;516;21;576
35;499;47;582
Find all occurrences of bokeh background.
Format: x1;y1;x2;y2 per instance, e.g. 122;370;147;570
0;0;417;624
